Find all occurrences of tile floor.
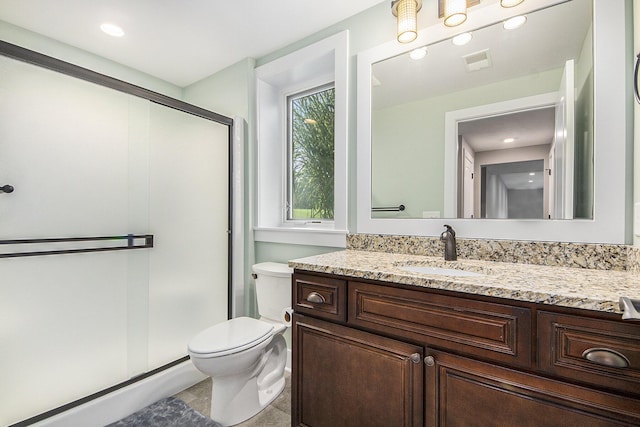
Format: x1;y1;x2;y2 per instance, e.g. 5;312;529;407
174;373;291;427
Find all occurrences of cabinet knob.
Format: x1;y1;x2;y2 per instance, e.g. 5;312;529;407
424;355;435;367
409;353;421;364
582;348;630;368
306;292;326;304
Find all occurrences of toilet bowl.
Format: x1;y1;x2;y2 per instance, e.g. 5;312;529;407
188;262;292;426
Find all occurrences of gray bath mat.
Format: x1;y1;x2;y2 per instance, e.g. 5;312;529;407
106;396;222;427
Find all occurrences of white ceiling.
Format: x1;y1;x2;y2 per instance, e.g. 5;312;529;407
458;107;555;152
0;0;386;87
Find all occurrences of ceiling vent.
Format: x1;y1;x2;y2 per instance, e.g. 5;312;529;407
462;49;492;72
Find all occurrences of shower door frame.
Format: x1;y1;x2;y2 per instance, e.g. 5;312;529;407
0;40;235;426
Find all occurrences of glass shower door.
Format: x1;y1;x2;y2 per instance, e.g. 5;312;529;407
0;53;229;426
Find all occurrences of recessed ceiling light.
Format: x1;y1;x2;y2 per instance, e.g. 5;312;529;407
452;32;472;46
529;172;535;176
528;180;533;183
100;23;125;37
503;137;515;143
409;47;427;60
503;15;527;30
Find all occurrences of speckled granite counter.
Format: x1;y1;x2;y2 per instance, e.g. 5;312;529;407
289;250;640;314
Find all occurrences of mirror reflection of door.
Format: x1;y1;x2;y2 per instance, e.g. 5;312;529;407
480;160;545;219
553;59;576;219
457;107;555;219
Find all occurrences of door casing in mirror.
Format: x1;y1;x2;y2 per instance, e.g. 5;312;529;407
356;0;631;244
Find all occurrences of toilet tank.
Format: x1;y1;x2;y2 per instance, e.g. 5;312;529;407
252;262;293;322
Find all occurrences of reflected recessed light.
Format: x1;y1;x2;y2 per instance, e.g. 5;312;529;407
501;0;525;7
529;172;535;176
100;23;125;37
304;118;317;125
503;15;527;30
503;137;515;143
452;32;472;46
409;47;427;60
528;180;533;183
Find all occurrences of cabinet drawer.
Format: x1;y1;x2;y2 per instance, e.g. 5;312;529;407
293;272;346;322
538;311;640;396
349;281;532;368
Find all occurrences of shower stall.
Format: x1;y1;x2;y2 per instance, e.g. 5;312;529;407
0;42;232;426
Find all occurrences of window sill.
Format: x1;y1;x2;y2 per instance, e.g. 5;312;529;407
253;226;347;248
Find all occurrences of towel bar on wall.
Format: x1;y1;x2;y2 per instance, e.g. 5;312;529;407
372;204;405;212
0;234;154;259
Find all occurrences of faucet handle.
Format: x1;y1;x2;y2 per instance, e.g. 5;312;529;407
443;224;455;237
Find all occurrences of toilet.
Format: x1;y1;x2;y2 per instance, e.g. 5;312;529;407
187;262;293;426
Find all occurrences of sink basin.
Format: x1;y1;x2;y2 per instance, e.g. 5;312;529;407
400;266;485;277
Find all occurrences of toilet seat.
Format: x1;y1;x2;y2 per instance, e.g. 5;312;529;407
188;317;274;358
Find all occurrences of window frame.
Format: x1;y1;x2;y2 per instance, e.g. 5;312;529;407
254;31;349;247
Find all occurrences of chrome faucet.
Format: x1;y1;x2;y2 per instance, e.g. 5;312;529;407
440;225;457;261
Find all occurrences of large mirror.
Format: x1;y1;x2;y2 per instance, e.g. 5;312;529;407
371;0;592;220
356;0;629;243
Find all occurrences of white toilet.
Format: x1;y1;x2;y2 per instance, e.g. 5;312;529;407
187;262;293;426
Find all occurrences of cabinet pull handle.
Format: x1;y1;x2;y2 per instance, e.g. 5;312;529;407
582;348;630;368
424;355;435;367
306;292;325;304
409;353;421;364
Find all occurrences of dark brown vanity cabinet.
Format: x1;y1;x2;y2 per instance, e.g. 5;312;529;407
292;315;423;427
292;271;640;426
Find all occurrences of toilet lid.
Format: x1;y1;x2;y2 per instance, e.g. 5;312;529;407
188;317;274;356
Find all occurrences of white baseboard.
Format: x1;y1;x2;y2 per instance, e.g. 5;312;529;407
32;361;206;427
286;348;292;372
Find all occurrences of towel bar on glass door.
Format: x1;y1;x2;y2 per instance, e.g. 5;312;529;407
0;234;154;259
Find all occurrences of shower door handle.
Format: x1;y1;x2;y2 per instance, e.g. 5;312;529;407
634;52;640;104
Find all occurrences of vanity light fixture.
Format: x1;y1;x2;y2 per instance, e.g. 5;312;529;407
503;15;527;30
452;32;473;46
501;0;525;7
100;22;125;37
391;0;422;43
409;47;428;60
444;0;467;27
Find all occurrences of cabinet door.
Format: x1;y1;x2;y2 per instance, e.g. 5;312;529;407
425;349;640;427
293;314;423;427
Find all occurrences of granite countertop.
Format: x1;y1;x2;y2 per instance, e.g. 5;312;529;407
289;250;640;314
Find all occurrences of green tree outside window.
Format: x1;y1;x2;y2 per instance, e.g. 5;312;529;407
288;86;335;220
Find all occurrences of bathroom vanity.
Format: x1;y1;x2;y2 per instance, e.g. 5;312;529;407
289;250;640;426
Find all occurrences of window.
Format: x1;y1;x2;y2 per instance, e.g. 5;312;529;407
287;84;335;222
255;31;348;247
